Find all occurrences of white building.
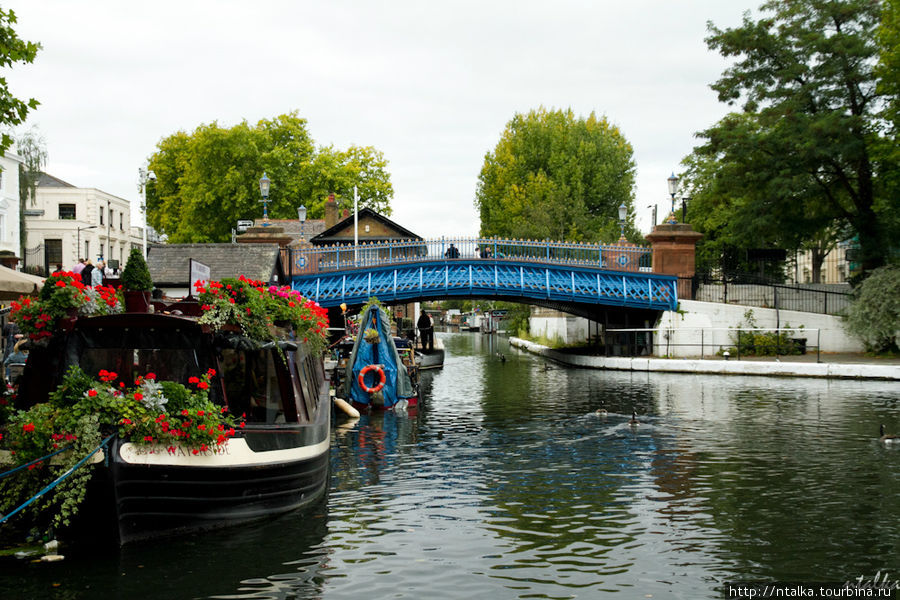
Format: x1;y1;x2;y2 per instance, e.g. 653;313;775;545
0;153;23;258
25;173;142;274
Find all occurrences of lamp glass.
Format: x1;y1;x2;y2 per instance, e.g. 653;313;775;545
259;173;271;198
298;205;307;222
667;173;679;196
618;203;627;221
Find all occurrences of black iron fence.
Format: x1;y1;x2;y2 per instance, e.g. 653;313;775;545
23;243;46;276
602;327;820;361
681;274;851;316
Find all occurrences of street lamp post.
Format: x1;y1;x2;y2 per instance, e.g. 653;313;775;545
618;203;627;241
667;172;679;224
297;204;307;242
259;173;271;226
138;167;156;258
680;194;690;223
77;225;98;264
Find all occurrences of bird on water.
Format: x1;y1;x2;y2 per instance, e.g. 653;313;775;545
880;424;899;444
629;410;639;426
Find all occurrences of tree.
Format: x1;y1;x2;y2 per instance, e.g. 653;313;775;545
146;112;394;243
475;108;636;242
844;264;900;352
0;9;40;156
682;0;896;279
16;127;46;257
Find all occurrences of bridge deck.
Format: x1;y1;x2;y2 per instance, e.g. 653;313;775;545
290;258;677;311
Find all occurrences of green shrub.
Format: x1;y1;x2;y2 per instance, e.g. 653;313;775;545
121;247;153;291
845;265;900;353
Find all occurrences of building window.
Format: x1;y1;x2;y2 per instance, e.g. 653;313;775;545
120;212;124;231
109;208;114;226
59;204;76;220
47;239;63;266
100;243;104;260
99;210;103;225
84;240;90;261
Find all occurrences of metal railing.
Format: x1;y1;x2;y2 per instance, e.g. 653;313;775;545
682;276;851;316
23;243;46;276
600;327;820;361
282;237;652;278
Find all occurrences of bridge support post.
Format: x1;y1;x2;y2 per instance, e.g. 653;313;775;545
645;223;703;300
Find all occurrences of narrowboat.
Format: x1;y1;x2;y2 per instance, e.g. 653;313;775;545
1;274;332;545
337;304;419;413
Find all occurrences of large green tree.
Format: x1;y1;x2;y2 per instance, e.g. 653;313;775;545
475;108;636;242
682;0;896;279
146;112;394;243
0;9;40;156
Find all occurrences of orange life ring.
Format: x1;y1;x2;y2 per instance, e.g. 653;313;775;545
358;364;386;394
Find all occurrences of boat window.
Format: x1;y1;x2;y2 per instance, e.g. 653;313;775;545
293;350;318;418
78;347;201;389
219;348;285;424
285;351;309;423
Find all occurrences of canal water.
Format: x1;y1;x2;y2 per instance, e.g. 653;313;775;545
2;331;899;599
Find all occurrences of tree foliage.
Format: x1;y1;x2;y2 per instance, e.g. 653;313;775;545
16;126;46;256
844;264;900;352
682;0;896;278
0;9;40;156
146;112;394;243
475;108;636;242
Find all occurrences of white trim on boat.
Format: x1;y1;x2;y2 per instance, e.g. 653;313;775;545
118;435;330;468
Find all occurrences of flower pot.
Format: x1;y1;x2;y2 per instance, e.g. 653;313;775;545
123;291;152;313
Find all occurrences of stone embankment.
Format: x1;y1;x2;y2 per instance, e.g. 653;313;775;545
509;337;900;381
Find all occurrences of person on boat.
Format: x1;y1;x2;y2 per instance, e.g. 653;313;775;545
81;260;94;286
444;244;460;259
417;312;434;351
4;338;29;382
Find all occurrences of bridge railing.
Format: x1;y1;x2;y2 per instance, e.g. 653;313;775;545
282;237;652;278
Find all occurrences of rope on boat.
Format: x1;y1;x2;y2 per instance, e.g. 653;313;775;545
0;443;75;480
0;434;115;526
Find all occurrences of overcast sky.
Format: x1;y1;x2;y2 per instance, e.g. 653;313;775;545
5;1;751;238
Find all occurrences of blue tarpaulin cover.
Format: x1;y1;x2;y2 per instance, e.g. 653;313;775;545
345;305;415;408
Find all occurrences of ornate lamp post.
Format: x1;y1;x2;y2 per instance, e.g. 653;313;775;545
259;172;271;226
138;167;156;258
297;204;307;242
618;203;627;241
667;172;679;224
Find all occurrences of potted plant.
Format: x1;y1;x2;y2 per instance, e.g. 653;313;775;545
120;247;153;312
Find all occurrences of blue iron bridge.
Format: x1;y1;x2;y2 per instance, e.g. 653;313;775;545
285;238;677;317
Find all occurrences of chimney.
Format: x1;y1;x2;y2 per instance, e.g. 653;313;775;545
325;193;337;229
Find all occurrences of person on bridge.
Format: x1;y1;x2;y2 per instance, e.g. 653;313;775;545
445;244;460;259
417;312;434;351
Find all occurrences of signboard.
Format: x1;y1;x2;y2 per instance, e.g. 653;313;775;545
189;259;211;298
236;219;254;233
491;310;508;317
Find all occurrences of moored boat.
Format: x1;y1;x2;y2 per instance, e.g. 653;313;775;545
339;304;418;413
416;337;445;370
0;272;332;545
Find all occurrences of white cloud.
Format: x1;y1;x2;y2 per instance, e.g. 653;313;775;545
6;0;748;237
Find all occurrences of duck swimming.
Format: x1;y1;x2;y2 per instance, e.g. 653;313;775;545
629;410;639;426
880;424;899;444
